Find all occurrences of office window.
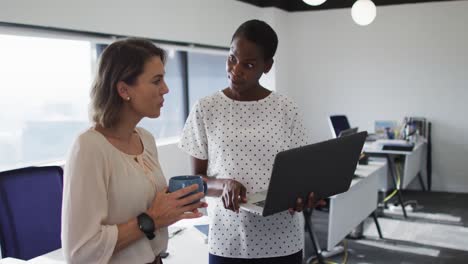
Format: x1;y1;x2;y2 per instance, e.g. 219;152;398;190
0;34;93;171
187;52;228;109
93;45;185;140
0;28;229;171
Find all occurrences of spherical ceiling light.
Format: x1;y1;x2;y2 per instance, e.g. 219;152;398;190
351;0;377;26
303;0;327;7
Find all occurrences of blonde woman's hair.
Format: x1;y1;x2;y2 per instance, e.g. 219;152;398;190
90;38;166;128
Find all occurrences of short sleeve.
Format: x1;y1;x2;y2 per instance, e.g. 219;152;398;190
178;101;208;160
61;135;118;264
289;103;311;149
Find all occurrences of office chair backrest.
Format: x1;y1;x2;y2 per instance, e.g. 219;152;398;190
0;166;63;260
328;115;351;138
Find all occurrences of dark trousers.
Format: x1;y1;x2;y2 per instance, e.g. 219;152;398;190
209;250;302;264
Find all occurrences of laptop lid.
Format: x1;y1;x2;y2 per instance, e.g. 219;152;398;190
261;131;367;216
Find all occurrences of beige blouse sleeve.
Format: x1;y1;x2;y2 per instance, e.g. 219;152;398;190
61;133;118;264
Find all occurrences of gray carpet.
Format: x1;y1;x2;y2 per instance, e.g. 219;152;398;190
305;191;468;264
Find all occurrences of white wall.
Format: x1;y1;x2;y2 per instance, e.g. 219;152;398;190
279;1;468;192
259;8;292;92
0;0;265;174
1;0;467;193
157;141;192;181
0;0;262;47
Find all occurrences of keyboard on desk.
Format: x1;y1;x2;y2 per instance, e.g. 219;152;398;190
253;200;266;208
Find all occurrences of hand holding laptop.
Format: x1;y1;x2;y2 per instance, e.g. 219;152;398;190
221;179;247;213
239;132;367;217
220;178;327;215
287;192;327;215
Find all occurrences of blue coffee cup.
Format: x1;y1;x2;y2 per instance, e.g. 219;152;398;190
168;175;207;203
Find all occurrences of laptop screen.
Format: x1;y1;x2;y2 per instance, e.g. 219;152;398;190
330;115;351;138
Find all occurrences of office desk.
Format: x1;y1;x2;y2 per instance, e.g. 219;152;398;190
164;217;209;264
364;140;426;190
363;140;427;218
27;249;62;264
0;250;61;264
2;217;210;264
325;159;387;251
0;258;27;263
18;230;208;264
2;162;387;264
312;159;387;252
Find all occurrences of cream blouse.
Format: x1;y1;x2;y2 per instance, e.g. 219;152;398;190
61;127;168;264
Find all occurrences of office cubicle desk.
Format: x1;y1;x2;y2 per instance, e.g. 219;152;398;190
1;162;388;264
363;140;427;191
363;140;427;219
326;159;387;251
310;159;387;252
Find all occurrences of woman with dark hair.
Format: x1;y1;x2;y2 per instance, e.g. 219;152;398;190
179;20;319;264
61;38;207;264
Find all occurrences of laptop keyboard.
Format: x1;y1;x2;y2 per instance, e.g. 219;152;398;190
254;200;266;208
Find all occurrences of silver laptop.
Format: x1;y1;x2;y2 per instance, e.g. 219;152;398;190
240;131;367;216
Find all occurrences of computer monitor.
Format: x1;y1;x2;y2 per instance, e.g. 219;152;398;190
328;115;351;138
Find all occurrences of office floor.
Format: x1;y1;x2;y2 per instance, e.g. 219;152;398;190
305;191;468;264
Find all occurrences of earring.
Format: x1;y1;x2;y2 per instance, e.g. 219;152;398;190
126;97;130;101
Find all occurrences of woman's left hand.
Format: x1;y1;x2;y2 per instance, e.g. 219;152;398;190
288;192;326;215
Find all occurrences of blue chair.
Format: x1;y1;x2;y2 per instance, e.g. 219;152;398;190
0;166;63;260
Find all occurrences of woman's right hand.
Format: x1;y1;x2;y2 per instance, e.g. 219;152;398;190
221;179;247;213
147;184;207;229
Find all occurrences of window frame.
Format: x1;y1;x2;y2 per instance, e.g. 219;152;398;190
0;22;229;171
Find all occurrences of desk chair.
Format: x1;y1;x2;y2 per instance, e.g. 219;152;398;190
0;166;63;260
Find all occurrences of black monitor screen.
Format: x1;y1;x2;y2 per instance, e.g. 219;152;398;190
330;115;351;137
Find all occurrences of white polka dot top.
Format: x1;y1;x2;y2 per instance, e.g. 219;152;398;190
179;91;310;258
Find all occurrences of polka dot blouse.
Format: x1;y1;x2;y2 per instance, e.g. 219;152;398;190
178;91;310;258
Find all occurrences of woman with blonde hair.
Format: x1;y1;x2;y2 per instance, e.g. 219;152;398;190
61;38;207;264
